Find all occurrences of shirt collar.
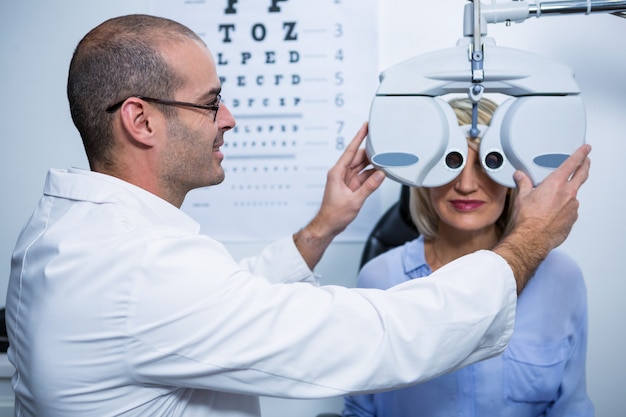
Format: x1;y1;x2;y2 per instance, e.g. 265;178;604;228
402;235;433;277
45;168;201;234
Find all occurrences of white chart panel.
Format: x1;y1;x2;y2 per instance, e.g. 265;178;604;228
150;0;381;242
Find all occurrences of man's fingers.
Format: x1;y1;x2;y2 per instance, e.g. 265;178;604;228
355;169;385;198
547;144;592;185
336;122;368;166
513;169;533;198
514;144;591;192
345;148;369;176
568;152;591;189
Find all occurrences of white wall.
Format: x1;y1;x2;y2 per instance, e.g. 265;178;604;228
1;1;625;416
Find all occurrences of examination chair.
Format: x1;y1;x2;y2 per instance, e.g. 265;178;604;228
0;308;8;353
359;184;420;268
315;185;420;417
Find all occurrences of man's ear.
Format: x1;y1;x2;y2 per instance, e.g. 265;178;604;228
118;98;160;147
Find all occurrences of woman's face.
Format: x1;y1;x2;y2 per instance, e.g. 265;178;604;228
428;146;509;236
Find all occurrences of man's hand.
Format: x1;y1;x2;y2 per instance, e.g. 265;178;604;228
494;143;591;293
294;123;386;270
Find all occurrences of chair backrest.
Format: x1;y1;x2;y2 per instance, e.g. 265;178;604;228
0;308;8;352
359;185;420;268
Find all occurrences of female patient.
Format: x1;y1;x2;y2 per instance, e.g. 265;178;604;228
343;98;593;416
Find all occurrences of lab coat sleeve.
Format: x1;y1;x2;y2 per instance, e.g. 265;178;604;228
127;229;516;398
237;236;319;285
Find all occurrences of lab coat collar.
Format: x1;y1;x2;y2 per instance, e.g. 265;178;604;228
44;168;201;234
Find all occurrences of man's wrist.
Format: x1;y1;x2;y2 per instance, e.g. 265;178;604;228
293;219;335;270
493;220;551;294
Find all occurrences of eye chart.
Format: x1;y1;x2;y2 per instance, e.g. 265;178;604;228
151;0;380;242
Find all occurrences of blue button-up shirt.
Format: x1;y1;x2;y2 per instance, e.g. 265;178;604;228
344;236;593;417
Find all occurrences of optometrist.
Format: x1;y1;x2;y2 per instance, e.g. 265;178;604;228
6;14;591;417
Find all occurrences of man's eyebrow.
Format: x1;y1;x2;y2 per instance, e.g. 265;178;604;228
199;87;221;101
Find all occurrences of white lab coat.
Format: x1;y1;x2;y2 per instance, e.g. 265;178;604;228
6;168;516;417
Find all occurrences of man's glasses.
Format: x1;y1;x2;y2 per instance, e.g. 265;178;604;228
106;95;221;121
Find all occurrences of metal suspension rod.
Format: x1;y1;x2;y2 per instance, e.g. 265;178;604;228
529;0;626;17
478;0;626;24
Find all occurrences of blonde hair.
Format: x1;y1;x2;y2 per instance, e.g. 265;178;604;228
409;97;517;239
